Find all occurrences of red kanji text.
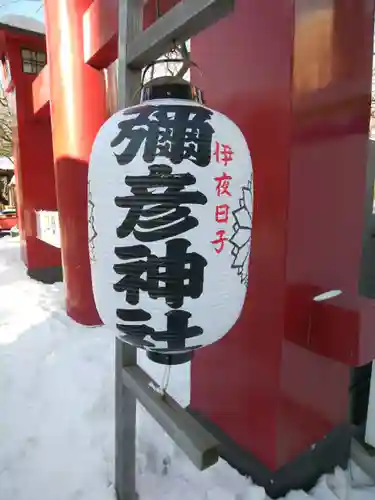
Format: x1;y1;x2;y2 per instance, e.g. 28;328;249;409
215;172;232;197
213;141;234;166
215;204;230;224
211;230;228;254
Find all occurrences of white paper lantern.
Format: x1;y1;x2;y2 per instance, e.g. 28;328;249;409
88;85;253;364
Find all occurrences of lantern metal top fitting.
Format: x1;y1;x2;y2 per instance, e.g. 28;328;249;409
140;75;204;104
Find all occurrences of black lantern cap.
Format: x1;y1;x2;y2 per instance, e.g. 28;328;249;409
146;349;194;365
140;76;204;104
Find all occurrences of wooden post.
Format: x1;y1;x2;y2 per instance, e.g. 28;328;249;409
115;2;143;499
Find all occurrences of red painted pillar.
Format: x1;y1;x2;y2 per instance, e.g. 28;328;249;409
190;0;373;489
0;28;61;282
44;0;107;325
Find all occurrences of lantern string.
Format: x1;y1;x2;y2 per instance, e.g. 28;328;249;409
160;363;171;398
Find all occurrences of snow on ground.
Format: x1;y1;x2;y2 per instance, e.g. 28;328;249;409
0;234;374;500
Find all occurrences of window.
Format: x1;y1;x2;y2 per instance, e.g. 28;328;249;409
21;49;46;75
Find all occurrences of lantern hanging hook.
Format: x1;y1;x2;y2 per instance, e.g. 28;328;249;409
138;1;202;99
148;362;172;399
141;58;202;88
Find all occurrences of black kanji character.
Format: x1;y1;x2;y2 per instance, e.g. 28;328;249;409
113;239;207;308
115;164;207;241
111;104;214;167
116;308;151;322
116;310;203;351
115;308;156;347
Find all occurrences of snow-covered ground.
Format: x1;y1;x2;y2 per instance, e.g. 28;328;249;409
0;234;374;500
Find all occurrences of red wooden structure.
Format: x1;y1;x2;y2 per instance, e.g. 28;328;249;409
1;0;375;497
0;23;60;281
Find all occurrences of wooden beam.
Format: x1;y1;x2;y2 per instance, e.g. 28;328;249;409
122;365;219;470
83;0;118;69
126;0;235;69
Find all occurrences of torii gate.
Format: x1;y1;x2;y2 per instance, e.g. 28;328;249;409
1;0;375;498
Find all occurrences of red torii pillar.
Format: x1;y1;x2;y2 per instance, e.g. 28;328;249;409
42;0;178;324
43;0;108;325
190;0;375;495
0;24;61;283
